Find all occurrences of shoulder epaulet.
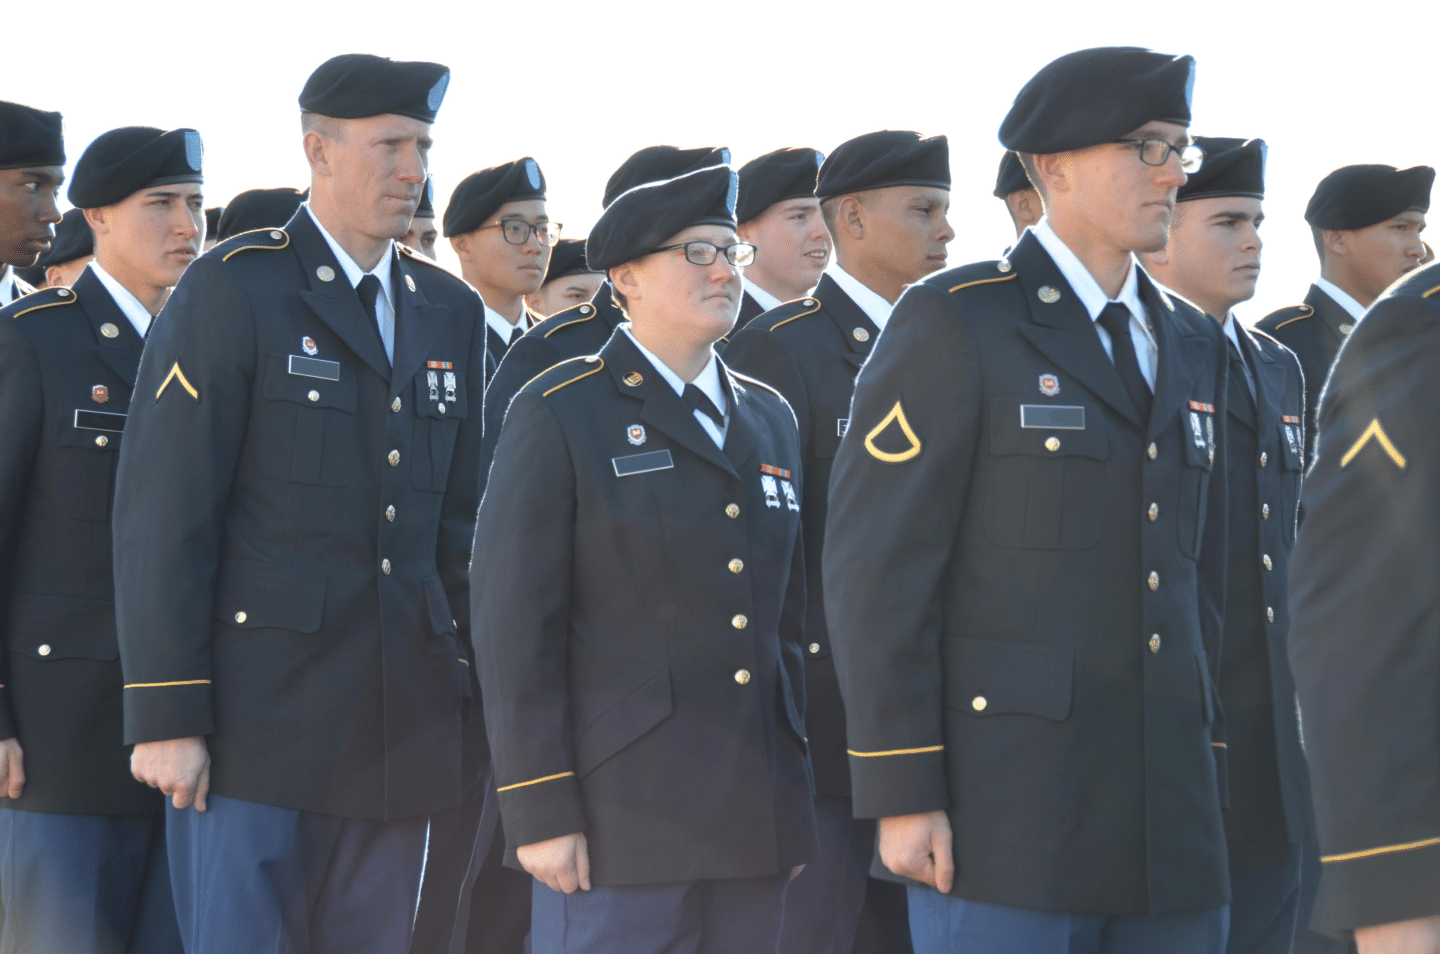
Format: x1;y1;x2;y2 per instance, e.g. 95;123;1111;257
729;369;786;403
525;354;606;398
9;285;79;319
944;260;1019;295
215;227;290;262
763;296;823;333
542;301;598;339
397;242;459;278
1258;304;1314;331
1248;326;1285;350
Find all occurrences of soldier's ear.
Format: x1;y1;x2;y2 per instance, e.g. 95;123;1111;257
303;130;334;178
82;206;109;236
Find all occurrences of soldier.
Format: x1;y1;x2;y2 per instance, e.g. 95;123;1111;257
474;162;815;954
723;128;952;954
1141;136;1317;954
215;186;306;242
444;157;556;367
0;100;65;304
524;237;602;317
0;123;204;954
403;178;439;260
734;147;830;327
1256;164;1432;462
111;54;486;952
995;151;1043;240
1286;258;1440;954
203;208;222;251
27;207;94;290
824;48;1232;954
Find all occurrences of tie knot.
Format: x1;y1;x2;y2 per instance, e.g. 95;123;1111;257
683;383;724;429
1097;301;1132;337
357;273;381;301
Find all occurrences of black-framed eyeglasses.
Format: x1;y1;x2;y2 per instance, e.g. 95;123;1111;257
1112;139;1205;175
480;220;563;247
649;241;756;267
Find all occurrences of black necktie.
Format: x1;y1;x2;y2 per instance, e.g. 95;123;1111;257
683;383;724;429
510;323;525;346
1097;302;1152;421
1229;337;1256;409
356;274;390;362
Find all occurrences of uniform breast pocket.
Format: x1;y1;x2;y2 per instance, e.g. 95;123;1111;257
1278;421;1303;547
410;372;469;493
259;354;358;487
1177;409;1217;560
51;405;127;521
982;400;1108;550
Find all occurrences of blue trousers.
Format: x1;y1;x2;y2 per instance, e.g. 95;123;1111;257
907;888;1229;954
531;871;791;954
0;807;181;954
166;793;427;954
777;796;872;954
409;763;499;954
1228;847;1302;954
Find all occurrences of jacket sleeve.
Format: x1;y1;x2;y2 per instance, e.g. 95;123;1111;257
0;319;43;741
822;283;980;819
472;388;585;848
112;256;255;745
478;333;558;504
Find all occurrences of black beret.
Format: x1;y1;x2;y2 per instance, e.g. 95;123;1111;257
217;187;306;240
1305;164;1435;230
587;165;738;272
1000;47;1195;154
443;157;546;238
1177;137;1265;203
736;147;823;224
299;54;450;123
993;151;1032;198
68;127;204;209
414;178;435;217
33;208;92;268
603;145;730;209
815;130;950;202
204;207;223;237
0;100;64;170
542;238;597;284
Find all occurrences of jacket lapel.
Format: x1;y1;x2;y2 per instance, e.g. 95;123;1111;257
719;367;758;469
1244;325;1285;437
1305;284;1352;346
817;274;879;371
288;211;392;383
76;268;143;386
390;253;450;393
1140;273;1203;440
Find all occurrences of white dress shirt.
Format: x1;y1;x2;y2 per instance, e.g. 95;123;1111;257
307;204;396;362
742;278;784;313
1314;277;1367;322
622;325;729;449
88;261;154;338
1033;218;1158;390
827;265;894;332
484;301;529;345
0;266;15;305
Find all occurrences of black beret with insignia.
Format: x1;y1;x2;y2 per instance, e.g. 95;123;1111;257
414;178;435;217
542;238;596;284
993;151;1032;198
603;145;731;209
33;208;93;268
0;100;64;170
68;126;204;209
1305;164;1435;230
1000;47;1195;154
443;157;546;238
815;130;950;202
217;187;306;240
299;54;450;123
587;165;737;272
736;147;823;224
1177;137;1266;202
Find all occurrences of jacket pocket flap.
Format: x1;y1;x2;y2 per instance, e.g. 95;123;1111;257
423;574;455;635
576;667;673;778
988;400;1108;460
213;559;327;634
262;354;357;411
946;637;1074;721
8;593;117;661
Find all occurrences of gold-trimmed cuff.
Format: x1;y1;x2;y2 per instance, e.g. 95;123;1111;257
497;770;576;793
123;679;212;689
847;745;944;758
1323;835;1440;864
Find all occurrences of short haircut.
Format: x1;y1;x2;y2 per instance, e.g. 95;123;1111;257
1018;154;1046;200
609;280;628;315
1311;225;1327;265
300;111;347;141
820;190;874;235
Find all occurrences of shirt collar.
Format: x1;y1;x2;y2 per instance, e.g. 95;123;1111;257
828;264;894;331
1221;311;1246;352
0;266;13;304
621;324;727;414
1314;277;1368;321
742;278;784;313
88;260;154;337
483;300;528;343
1033;218;1148;327
306;204;395;305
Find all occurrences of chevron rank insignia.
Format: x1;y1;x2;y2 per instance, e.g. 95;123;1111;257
156;362;199;402
1340;418;1405;469
864;400;923;463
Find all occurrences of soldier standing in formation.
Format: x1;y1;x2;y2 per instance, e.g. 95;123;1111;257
0;102;64;305
733;147;830;326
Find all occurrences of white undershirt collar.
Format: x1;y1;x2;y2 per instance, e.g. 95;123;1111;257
621;324;728;449
484;300;528;344
88;261;154;338
827;265;894;331
742;278;783;313
1314;277;1367;322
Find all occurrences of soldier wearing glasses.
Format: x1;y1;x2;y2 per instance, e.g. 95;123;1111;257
473;164;818;954
444;157;559;368
824;48;1232;954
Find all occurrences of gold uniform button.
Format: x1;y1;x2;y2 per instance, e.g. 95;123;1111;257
1149;634;1162;654
1148;502;1159;521
731;615;748;630
971;695;987;712
1147;443;1158;460
385;505;396;522
37;644;51;657
1263;554;1273;571
56;289;71;298
1262;503;1270;520
809;643;821;654
853;327;870;342
388;450;400;466
94;435;108;447
437;403;446;415
381;559;392;575
269;230;283;240
1259;452;1268;468
725;504;740;519
1045;436;1061;452
391;397;402;413
1266;607;1275;623
308;390;320;402
100;321;118;337
317;265;335;282
734;669;751;685
997;259;1012;273
1148;571;1160;591
235;611;247;624
728;559;744;574
1340;322;1354;336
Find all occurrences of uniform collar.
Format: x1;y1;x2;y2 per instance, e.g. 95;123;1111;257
1220;311;1245;352
0;266;13;304
620;324;727;416
483;299;528;343
742;277;783;313
88;260;154;337
1314;277;1367;321
1033;217;1148;329
305;203;395;308
828;264;894;331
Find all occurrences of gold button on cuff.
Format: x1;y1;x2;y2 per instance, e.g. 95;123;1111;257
734;669;751;685
972;695;988;712
1260;452;1268;468
1149;634;1162;654
809;643;821;654
95;435;108;447
388;450;400;466
731;615;748;630
1148;502;1159;521
1263;554;1273;571
728;559;744;574
37;644;51;657
235;611;247;624
1267;607;1275;623
1147;443;1158;460
385;505;396;522
1148;571;1160;591
308;390;320;402
1045;437;1061;452
391;397;402;413
725;504;740;519
381;559;392;575
1262;503;1270;519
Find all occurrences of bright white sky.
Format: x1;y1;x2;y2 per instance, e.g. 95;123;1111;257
7;0;1433;322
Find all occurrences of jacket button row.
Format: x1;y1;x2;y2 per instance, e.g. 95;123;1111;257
388;450;400;466
1147;571;1160;591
